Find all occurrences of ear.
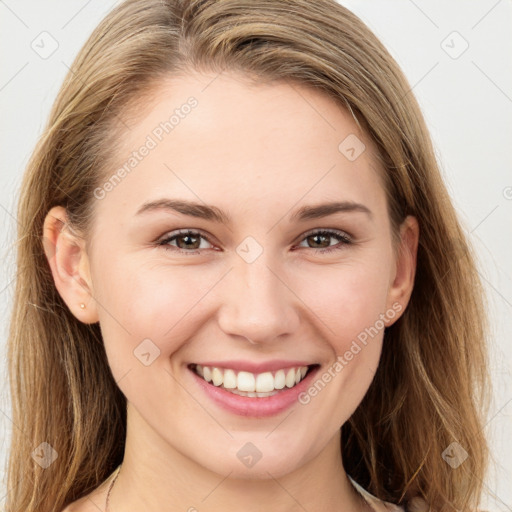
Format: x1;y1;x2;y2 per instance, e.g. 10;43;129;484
42;206;99;324
384;215;419;326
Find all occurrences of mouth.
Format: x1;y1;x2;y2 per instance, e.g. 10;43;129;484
188;363;318;398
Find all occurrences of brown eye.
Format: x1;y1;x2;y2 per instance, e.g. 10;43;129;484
174;232;201;250
306;233;331;249
157;230;214;253
297;229;352;254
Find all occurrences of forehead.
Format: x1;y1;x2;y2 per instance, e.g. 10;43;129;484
95;71;386;218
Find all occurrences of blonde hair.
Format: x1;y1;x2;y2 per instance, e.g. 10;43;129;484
6;1;491;510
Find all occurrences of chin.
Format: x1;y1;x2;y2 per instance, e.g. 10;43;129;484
195;436;315;480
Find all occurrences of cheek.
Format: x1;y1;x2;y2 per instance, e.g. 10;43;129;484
91;258;219;408
295;256;393;353
293;262;390;429
92;257;220;354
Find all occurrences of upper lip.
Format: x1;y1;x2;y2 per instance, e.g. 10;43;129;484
190;360;316;373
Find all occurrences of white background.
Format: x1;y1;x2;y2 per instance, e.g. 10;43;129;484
0;0;511;509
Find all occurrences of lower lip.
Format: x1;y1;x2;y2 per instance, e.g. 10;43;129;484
189;365;320;417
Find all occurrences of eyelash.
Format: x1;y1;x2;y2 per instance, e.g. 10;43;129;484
155;228;353;255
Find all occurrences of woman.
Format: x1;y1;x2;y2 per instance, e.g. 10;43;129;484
5;1;491;511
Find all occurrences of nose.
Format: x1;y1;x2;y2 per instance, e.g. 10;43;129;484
217;253;300;346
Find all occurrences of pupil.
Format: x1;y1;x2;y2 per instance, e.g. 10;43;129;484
310;234;328;248
179;234;199;249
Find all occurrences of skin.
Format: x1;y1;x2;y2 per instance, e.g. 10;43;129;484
45;70;419;512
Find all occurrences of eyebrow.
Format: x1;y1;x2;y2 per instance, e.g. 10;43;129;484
135;198;373;223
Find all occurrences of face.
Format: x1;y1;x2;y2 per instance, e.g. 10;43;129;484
47;70;418;480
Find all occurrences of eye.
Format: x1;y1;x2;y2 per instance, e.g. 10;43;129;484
156;229;215;254
295;229;352;254
155;228;352;255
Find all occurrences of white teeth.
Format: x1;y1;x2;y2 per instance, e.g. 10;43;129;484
285;368;296;388
255;372;275;392
193;364;311;395
211;367;223;386
229;388;278;398
223;369;237;389
274;369;285;389
237;371;255;392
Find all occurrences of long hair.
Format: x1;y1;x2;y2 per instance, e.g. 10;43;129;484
5;1;491;510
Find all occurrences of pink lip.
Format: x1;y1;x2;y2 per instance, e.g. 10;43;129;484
188;364;320;417
192;359;313;373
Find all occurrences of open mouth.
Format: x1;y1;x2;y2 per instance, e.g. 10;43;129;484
188;363;318;398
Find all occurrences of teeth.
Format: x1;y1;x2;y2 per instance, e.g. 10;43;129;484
274;369;285;389
211;367;223;386
192;364;311;395
285;368;296;388
230;388;279;398
223;369;237;389
255;372;275;393
237;371;255;392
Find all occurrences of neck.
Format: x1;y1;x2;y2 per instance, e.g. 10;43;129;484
109;404;365;512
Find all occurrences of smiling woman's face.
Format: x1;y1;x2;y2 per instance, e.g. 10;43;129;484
50;70;418;480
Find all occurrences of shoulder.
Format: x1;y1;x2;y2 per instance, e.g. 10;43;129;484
364;493;405;512
60;467;118;512
349;476;406;512
59;486;109;512
60;498;95;512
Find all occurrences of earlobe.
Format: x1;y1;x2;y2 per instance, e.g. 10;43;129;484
42;206;99;324
385;215;419;326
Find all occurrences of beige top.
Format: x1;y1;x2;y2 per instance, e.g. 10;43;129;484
349;476;405;512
